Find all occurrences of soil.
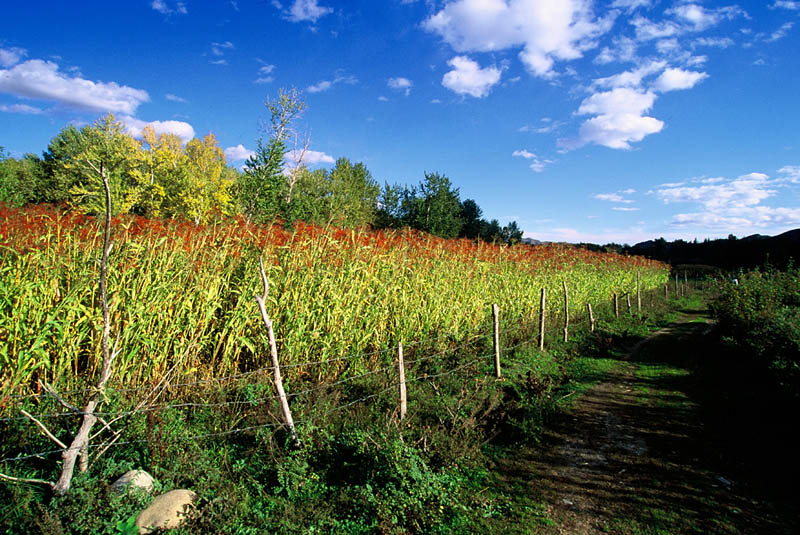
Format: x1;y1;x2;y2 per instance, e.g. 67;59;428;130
498;310;799;534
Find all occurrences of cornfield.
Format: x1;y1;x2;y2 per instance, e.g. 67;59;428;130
0;203;669;402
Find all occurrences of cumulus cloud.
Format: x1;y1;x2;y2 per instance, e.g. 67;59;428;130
423;0;615;78
666;4;744;32
778;165;800;182
512;149;536;159
285;148;335;166
281;0;333;23
591;60;666;90
512;149;551;172
565;87;663;150
224;144;256;161
122;116;195;143
0;46;27;68
594;36;638;64
441;56;501;97
0;59;149;115
387;76;413;96
652;67;708;92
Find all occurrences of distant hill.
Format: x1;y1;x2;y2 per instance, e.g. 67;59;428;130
625;229;800;271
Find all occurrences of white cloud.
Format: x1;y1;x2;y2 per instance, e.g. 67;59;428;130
0;103;44;114
771;1;800;9
224;144;256;161
666;4;744;32
255;63;275;84
151;1;187;15
631;16;681;41
0;59;149;115
512;149;537;159
441;56;501;98
387;76;413;96
307;72;358;93
122;116;195;143
594;192;634;203
165;93;188;103
652;67;708;92
285;148;335;166
284;0;333;22
778;165;800;182
591;60;666;90
610;0;651;12
653;172;800;230
594;36;638;64
0;46;27;68
377;95;389;102
512;149;551;171
693;37;734;48
612;206;640;212
566;87;663;150
211;41;235;57
307;80;332;93
423;0;615;78
767;22;794;42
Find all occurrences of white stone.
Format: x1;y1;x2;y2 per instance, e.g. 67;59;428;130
109;470;155;495
135;489;197;534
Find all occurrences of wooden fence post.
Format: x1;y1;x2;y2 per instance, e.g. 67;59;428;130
398;342;407;420
587;303;595;332
637;270;642;315
562;280;569;343
538;288;546;351
492;304;501;378
613;293;619;318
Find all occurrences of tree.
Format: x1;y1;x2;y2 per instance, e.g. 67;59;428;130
481;219;503;244
64;114;147;215
238;88;307;223
0;149;45;206
139;126;188;218
184;133;235;223
501;221;523;245
325;158;380;227
410;172;463;238
459;199;483;239
374;182;404;229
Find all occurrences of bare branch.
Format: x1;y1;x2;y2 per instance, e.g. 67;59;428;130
20;410;67;450
0;471;55;489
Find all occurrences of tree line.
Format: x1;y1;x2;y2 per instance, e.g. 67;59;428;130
0;88;523;244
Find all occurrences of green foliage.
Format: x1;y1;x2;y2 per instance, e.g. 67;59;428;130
410;172;464;239
0;149;46;207
711;268;800;396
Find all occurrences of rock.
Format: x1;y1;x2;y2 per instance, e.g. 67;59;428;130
135;489;197;534
109;470;155;495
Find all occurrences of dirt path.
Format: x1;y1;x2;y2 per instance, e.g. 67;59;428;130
500;314;798;535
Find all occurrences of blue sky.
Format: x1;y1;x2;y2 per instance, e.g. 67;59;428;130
1;0;799;244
